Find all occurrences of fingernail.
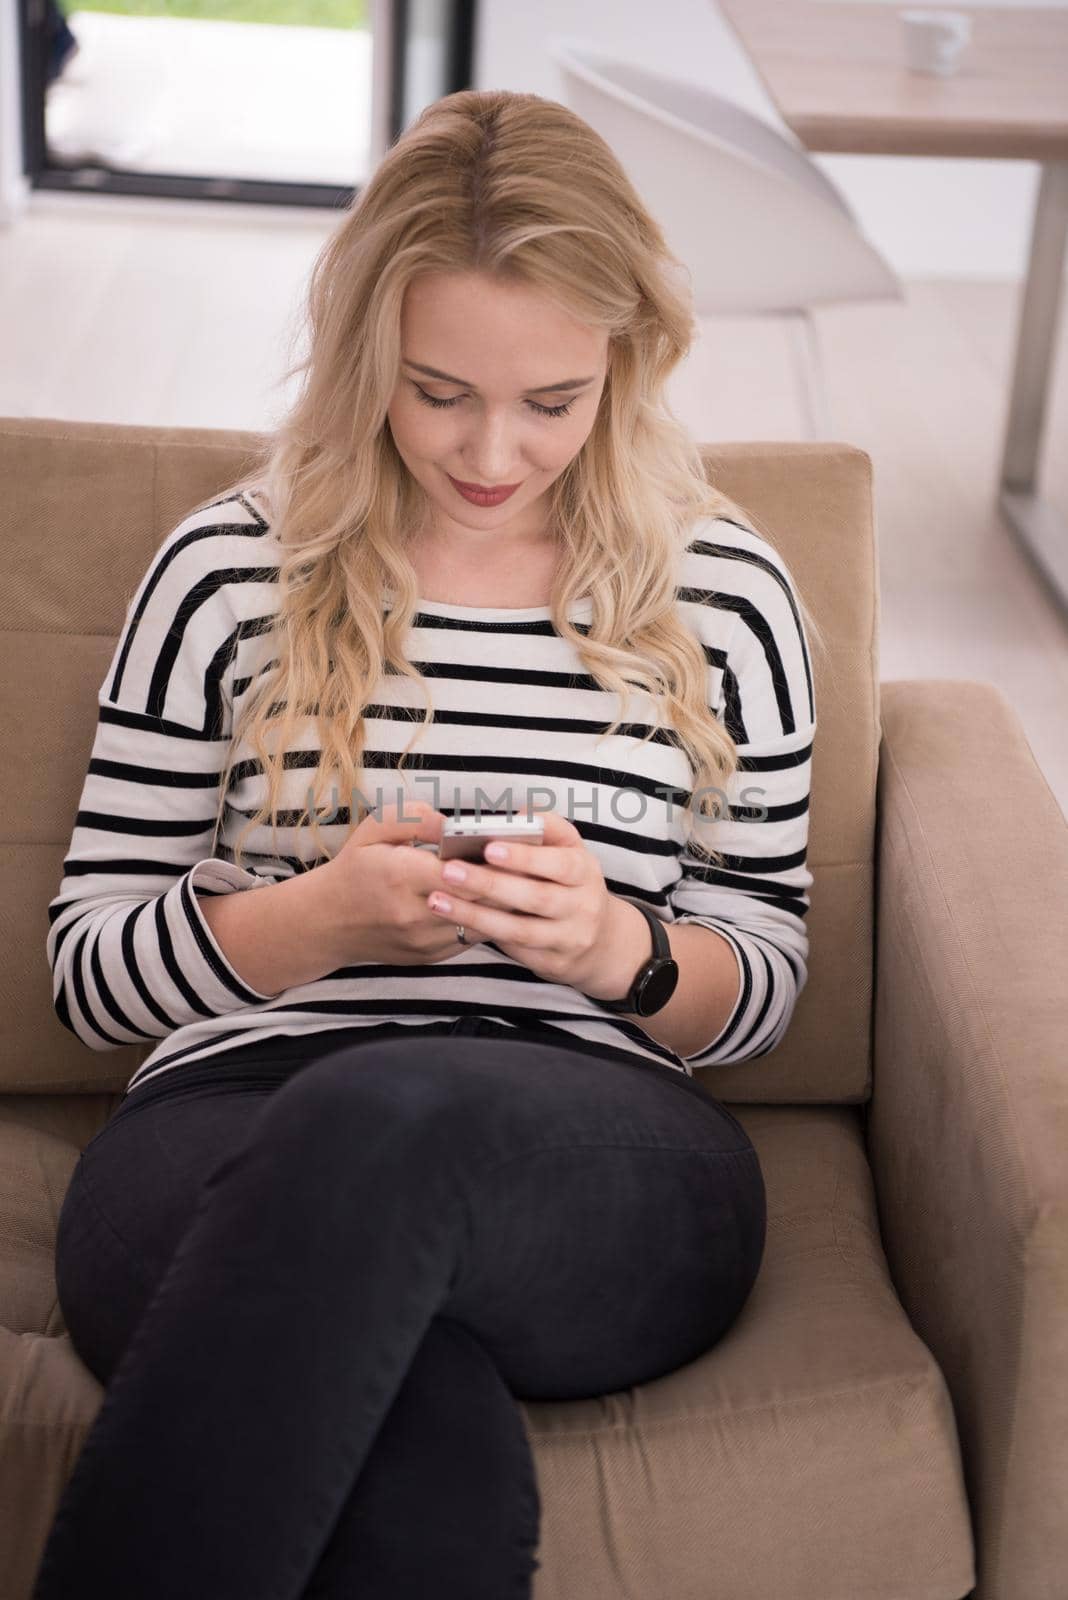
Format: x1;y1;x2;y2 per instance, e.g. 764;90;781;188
485;843;508;861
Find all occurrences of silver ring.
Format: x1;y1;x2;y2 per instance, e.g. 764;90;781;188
455;924;467;945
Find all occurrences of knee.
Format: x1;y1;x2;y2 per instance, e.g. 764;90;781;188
195;1040;537;1224
734;1147;768;1289
248;1036;504;1165
191;1043;473;1224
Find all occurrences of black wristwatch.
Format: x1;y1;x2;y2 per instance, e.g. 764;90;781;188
592;897;680;1017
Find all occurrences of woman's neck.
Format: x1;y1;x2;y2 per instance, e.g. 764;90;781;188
408;528;560;608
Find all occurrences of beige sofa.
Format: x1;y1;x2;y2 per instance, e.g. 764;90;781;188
2;415;1065;1599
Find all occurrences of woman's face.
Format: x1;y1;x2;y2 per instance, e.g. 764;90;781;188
387;270;609;555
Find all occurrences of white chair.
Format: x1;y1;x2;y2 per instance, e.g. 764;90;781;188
548;35;904;440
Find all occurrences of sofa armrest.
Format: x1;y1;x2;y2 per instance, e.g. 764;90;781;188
870;678;1068;1598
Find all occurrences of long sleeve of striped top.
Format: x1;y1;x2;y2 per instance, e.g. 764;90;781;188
46;491;816;1098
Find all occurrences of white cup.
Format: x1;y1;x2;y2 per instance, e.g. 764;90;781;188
899;9;973;76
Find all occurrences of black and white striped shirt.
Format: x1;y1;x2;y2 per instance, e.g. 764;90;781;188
47;490;816;1098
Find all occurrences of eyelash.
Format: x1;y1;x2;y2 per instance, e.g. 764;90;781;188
412;384;575;419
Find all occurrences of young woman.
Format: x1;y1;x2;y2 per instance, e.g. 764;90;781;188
35;88;821;1599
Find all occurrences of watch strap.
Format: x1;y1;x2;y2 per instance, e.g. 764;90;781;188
594;897;673;1013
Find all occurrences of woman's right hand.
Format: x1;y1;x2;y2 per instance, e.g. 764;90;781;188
321;798;483;966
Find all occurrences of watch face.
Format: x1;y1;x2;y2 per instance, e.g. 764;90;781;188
638;961;679;1016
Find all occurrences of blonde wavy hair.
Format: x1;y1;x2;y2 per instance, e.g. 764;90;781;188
187;87;825;876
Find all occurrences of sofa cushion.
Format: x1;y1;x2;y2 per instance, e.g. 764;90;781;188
521;1105;976;1597
0;1104;975;1599
0;1120;78;1336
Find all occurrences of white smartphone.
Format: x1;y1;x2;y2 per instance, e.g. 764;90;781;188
438;816;545;863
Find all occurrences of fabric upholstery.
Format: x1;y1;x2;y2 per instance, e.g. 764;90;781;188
6;415;1066;1597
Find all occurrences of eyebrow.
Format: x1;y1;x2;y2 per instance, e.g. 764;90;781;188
402;359;595;395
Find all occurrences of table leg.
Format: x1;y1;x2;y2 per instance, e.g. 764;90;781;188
998;160;1068;617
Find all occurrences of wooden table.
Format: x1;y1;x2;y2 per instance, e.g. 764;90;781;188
718;0;1068;616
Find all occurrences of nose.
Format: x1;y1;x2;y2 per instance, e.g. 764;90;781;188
459;411;522;483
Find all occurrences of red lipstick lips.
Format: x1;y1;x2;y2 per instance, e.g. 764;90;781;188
447;474;520;506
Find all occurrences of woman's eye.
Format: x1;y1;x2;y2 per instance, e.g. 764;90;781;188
413;384;574;419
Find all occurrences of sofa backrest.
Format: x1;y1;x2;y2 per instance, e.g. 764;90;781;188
0;416;878;1105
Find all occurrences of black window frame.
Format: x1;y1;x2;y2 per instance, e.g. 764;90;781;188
17;0;476;210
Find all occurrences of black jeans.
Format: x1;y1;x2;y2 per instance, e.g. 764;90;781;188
32;1017;766;1599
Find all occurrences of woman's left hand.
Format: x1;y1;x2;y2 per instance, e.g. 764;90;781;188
425;809;627;999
